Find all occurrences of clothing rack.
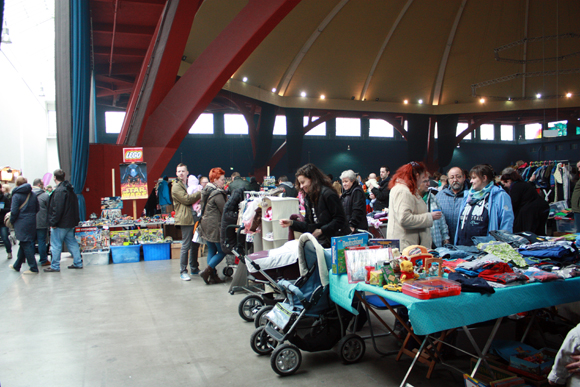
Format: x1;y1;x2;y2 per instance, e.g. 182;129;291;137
519;160;571;203
526;160;569;167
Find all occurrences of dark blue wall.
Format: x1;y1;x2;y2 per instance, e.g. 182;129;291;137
95;107;580;179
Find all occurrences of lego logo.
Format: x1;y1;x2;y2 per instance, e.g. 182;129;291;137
125;151;142;159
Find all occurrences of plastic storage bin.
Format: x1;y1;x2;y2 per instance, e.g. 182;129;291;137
111;245;141;264
402;277;461;299
143;243;171;261
556;218;577;233
82;251;110;265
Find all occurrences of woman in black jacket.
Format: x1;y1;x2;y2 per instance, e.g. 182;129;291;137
9;177;39;273
500;168;549;234
340;169;368;232
279;163;349;247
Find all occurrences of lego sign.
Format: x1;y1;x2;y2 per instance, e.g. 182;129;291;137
123;147;144;163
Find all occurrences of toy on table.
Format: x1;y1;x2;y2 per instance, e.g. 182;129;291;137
399;260;419;283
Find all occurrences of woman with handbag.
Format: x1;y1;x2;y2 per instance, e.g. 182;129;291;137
198;168;227;285
8;177;39;274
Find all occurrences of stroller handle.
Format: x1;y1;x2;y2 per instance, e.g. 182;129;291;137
277;279;305;300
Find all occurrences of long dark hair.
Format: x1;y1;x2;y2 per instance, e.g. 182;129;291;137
295;163;333;205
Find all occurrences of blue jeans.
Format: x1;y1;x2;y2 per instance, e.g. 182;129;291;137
14;240;38;272
0;226;12;254
575;213;580;233
206;241;225;269
36;228;48;264
50;227;83;270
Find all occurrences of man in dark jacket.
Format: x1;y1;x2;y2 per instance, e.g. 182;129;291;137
277;176;298;197
227;172;249;195
32;179;51;266
9;177;39;273
370;166;391;211
0;188;12;259
44;169;82;272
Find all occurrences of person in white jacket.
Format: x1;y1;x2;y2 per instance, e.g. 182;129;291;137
386;162;441;250
549;323;580;386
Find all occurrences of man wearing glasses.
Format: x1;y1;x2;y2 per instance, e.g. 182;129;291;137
436;166;467;244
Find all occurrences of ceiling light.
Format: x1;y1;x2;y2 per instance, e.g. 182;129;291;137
271;88;276;93
320;95;325;99
418;99;423;104
536;93;541;99
403;99;408;104
301;91;306;97
566;92;572;98
242;77;248;82
507;97;512;101
479;98;485;104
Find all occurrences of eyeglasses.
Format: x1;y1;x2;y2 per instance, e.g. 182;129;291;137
409;161;419;167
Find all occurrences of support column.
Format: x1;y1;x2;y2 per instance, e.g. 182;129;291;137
139;0;302;183
286;108;305;174
361;118;370;140
326;118;336;140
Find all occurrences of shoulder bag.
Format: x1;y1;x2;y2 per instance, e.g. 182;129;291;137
4;193;31;229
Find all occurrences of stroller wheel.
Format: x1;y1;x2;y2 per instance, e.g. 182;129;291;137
337;334;365;364
250;326;275;355
254;305;274;329
238;295;264;322
223;266;234;277
271;344;301;376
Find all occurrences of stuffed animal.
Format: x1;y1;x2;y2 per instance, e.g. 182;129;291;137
399;260;419;283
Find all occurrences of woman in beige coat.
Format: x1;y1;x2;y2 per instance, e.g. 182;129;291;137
386;162;441;250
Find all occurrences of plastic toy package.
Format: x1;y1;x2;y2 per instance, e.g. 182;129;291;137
345;246;390;284
401;277;461;299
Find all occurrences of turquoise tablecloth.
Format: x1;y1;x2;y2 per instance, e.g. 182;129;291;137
329;274;580;336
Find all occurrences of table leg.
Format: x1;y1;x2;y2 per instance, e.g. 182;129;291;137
399;336;428;387
467;317;503;379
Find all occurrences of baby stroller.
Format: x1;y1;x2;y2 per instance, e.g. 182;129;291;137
249;234;365;376
226;224;301;324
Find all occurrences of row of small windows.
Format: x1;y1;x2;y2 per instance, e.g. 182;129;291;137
105;112;574;141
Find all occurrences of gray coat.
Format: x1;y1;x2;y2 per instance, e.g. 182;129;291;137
33;186;50;229
10;184;39;242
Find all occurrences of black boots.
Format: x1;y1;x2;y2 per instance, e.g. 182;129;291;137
200;267;223;285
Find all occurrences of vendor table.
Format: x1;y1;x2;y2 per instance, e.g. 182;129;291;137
330;274;580;386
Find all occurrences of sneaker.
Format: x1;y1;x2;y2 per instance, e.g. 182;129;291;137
190;268;200;275
23;270;38;274
7;252;12;259
41;261;51;266
67;265;83;269
180;273;191;281
44;267;60;272
9;264;19;272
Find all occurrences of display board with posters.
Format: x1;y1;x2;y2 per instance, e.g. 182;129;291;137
74;227;110;252
120;163;148;200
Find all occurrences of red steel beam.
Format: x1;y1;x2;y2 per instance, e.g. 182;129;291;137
139;0;302;182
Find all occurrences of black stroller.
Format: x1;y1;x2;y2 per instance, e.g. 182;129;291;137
249;235;365;376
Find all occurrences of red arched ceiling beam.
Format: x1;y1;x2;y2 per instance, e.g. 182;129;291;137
139;0;302;181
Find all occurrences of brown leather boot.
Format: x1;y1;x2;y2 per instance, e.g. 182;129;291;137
209;268;224;284
200;267;212;285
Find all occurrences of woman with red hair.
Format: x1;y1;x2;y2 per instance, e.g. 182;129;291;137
387;162;441;249
198;167;227;284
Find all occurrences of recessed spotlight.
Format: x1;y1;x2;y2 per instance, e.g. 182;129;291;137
271;88;276;93
418;99;423;104
242;77;248;82
479;98;485;104
403;99;408;104
301;91;307;97
566;92;572;98
536;93;542;99
320;95;325;99
508;97;512;101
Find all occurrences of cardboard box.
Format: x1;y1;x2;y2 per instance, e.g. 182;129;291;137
509;348;556;376
330;233;368;275
171;243;182;259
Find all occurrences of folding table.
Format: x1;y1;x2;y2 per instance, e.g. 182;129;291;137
330;274;580;386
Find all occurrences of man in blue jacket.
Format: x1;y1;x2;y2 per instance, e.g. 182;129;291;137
436;166;467;243
44;169;83;272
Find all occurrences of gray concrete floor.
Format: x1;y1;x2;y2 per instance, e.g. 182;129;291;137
0;247;469;387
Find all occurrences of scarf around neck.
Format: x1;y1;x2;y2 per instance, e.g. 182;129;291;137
467;182;494;205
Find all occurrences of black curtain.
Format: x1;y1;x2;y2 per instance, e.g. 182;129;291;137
252;102;276;170
286;108;304;174
406;114;430;162
437;114;459;169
